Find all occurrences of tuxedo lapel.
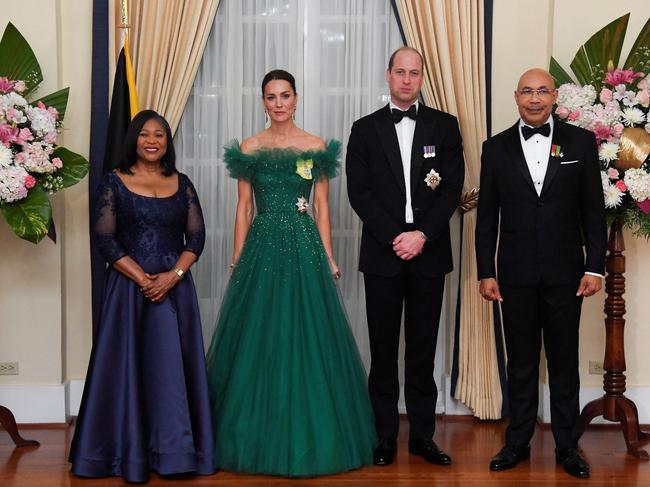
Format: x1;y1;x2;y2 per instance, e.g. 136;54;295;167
410;107;436;197
506;122;537;196
540;120;567;197
374;105;406;195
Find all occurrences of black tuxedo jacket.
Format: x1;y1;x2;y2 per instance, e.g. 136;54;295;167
475;119;607;286
346;104;465;277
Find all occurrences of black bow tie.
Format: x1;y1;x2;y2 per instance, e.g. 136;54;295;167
391;105;417;124
521;122;551;140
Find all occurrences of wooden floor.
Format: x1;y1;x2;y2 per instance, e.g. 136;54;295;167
2;417;649;486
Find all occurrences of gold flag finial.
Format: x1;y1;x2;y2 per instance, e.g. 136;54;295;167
120;0;130;28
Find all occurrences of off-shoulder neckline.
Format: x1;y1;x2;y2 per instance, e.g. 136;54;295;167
231;139;339;159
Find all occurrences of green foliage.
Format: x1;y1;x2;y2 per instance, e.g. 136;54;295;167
54;146;89;188
0;22;42;96
0;23;88;244
0;185;51;244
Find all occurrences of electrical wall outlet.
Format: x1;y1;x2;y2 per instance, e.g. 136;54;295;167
589;360;604;375
0;362;18;375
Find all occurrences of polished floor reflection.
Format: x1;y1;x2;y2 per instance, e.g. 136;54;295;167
2;416;649;486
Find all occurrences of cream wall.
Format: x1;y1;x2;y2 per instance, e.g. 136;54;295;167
1;0;648;423
0;0;92;421
492;0;650;417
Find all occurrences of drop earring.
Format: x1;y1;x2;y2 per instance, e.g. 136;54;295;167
265;111;269;124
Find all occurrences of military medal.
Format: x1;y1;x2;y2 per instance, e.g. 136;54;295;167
423;145;436;159
551;144;564;158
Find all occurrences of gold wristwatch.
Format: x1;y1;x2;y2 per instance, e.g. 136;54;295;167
173;268;185;279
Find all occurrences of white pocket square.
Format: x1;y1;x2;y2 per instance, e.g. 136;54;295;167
560;160;579;165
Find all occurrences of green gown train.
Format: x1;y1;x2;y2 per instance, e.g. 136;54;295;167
206;140;377;477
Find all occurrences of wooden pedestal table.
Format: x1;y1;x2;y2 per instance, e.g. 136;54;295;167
579;217;649;459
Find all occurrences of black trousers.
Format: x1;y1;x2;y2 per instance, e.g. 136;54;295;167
364;270;445;440
500;282;583;450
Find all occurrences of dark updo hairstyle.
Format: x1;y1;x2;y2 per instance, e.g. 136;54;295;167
118;109;176;176
261;69;297;96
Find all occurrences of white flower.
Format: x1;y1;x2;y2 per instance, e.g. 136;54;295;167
623;168;650;202
621;107;646;127
557;84;597;110
296;196;309;213
26;105;57;136
601;170;611;191
0;144;13;168
598;142;620;163
0;165;29;203
603;183;624;208
424;168;442;190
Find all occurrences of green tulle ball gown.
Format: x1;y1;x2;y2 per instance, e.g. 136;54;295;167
206;140;377;477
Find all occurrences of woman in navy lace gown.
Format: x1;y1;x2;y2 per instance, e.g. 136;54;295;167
69;110;215;482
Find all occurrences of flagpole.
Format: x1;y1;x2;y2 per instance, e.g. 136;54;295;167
119;0;130;45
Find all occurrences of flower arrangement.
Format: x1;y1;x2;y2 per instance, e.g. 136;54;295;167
550;13;650;237
0;22;88;243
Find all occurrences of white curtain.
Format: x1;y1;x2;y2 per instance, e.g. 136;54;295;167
169;0;465;418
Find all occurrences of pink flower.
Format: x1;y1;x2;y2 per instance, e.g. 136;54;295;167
43;131;57;144
36;101;46;109
14;152;25;164
636;199;650;214
613;123;624;138
52;157;63;169
599;88;613;103
555;106;570;119
13;80;25;93
604;68;644;86
23;174;36;189
607;167;619;179
568;110;581;121
593;123;613;142
16;128;33;145
638;90;650;108
0;123;18;146
0;76;15;94
639;79;648;91
615;180;627;192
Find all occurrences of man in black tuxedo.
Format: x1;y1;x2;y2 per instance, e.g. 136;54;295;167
475;68;607;479
346;47;464;466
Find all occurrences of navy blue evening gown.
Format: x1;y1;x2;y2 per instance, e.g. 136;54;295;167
69;172;215;482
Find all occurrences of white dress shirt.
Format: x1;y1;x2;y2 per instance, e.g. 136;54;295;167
518;115;553;197
518;115;603;278
390;99;419;223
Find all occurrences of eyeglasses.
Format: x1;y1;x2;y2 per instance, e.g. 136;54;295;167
518;88;555;98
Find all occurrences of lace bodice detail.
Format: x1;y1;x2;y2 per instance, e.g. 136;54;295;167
93;171;205;273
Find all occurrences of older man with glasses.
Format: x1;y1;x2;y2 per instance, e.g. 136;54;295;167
475;68;607;479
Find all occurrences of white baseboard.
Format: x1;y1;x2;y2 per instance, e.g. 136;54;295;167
538;383;650;424
0;380;85;423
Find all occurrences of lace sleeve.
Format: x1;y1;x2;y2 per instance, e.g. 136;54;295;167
93;173;127;264
182;174;206;258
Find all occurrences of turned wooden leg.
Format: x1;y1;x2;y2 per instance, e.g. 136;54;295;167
0;405;39;448
615;397;650;460
579;397;604;437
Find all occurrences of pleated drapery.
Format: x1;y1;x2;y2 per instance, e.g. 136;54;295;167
111;0;221;133
394;0;502;419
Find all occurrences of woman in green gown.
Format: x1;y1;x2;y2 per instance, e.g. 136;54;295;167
206;70;377;477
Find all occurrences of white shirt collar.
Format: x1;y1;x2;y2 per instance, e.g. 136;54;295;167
519;115;554;130
389;99;419;112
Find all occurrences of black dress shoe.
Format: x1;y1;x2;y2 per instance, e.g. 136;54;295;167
408;439;452;465
489;444;531;471
374;438;397;466
556;447;590;478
